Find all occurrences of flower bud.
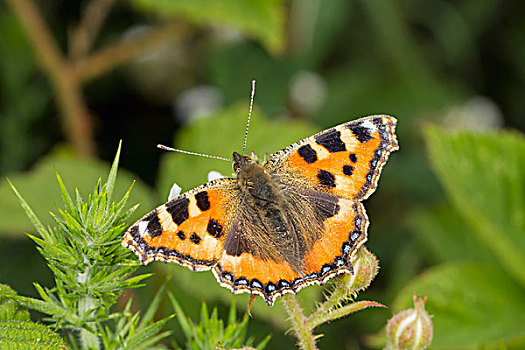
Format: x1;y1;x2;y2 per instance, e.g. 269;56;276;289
385;295;433;350
340;246;379;294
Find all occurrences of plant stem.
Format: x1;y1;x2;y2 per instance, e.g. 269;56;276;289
77;266;99;350
78;295;99;350
69;0;117;59
74;22;189;83
6;0;188;157
282;294;317;350
306;284;348;328
6;0;96;157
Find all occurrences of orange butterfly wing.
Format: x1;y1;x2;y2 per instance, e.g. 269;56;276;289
122;178;236;271
267;115;398;200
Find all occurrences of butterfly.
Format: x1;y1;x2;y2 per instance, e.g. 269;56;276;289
122;113;398;306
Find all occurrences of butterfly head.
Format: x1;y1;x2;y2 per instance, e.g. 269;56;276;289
232;151;254;174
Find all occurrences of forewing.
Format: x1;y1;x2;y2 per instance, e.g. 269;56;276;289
122;178;237;271
265;115;398;201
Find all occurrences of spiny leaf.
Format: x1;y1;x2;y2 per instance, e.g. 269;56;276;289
0;284;30;322
124;315;173;350
0;321;67;350
106;140;122;204
7;178;50;238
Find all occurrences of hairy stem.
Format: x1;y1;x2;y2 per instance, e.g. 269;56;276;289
306;284;348;328
78;295;99;349
282;294;317;350
77;266;99;350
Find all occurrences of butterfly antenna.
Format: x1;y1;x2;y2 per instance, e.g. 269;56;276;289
157;144;233;162
242;80;256;156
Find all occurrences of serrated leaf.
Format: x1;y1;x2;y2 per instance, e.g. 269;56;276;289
0;321;67;350
124;315;173;350
393;263;525;349
0;284;30;322
425;128;525;286
9;293;73;324
131;0;286;54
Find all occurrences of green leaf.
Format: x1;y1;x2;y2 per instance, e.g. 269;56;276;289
425;128;525;286
0;284;66;350
0;321;67;350
140;279;168;326
7;178;50;239
0;149;156;236
106;141;122;204
0;284;30;322
131;0;286;54
393;263;525;349
168;293;269;349
409;204;499;264
124;315;173;350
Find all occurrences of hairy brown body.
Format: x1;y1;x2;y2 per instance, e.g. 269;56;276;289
225;152;334;276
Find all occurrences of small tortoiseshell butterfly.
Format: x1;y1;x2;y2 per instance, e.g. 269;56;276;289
122;90;398;306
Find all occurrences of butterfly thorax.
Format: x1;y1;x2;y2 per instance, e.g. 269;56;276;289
231;151;306;274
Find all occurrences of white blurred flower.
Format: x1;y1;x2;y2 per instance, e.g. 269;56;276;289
168;182;182;201
289;71;327;115
443;96;503;131
208;171;225;181
174;85;223;124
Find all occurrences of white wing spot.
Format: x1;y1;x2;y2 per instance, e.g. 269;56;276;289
137;221;149;237
360;119;377;131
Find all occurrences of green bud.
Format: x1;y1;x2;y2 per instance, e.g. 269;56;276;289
385;295;433;350
340;246;379;294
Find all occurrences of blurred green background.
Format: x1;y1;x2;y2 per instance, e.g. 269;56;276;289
1;0;524;349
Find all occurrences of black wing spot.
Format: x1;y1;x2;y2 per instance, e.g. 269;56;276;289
297;144;318;163
343;165;354;176
177;230;186;240
145;210;163;238
315;130;346;153
348;124;372;143
195;191;211;211
317;170;336;188
207;219;224;238
190;233;201;244
166;197;190;225
349;153;357;163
